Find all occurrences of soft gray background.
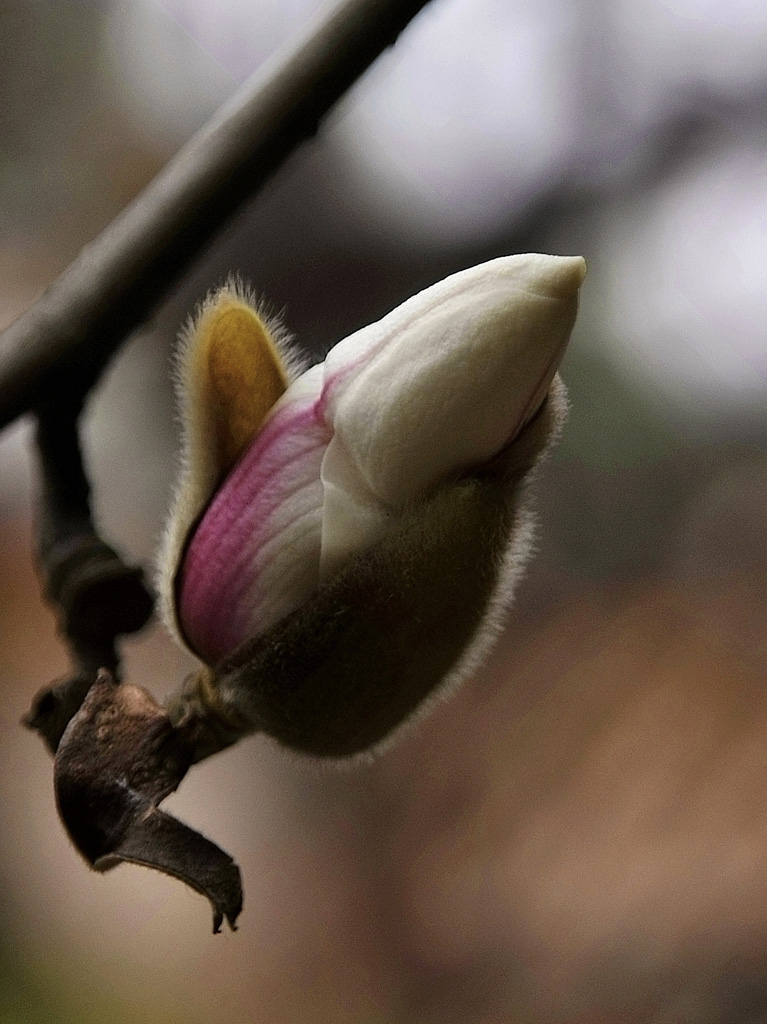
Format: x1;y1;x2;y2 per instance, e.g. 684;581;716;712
1;1;766;1021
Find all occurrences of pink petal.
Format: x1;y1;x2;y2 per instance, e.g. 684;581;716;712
178;366;329;663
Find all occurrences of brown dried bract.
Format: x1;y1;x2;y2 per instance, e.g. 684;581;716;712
53;669;242;933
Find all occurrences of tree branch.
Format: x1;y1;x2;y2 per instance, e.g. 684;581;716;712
23;400;153;753
0;0;432;429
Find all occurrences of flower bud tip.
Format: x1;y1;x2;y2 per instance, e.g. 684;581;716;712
542;254;587;299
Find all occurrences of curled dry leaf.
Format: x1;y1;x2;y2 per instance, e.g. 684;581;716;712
53;669;242;932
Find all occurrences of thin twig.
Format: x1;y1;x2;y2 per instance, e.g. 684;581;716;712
24;401;153;753
0;0;431;429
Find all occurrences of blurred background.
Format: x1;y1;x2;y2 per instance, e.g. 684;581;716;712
1;0;767;1021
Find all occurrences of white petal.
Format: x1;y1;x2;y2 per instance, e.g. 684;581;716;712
319;253;585;576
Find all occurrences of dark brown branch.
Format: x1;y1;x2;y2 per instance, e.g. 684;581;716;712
23;403;153;753
0;0;431;429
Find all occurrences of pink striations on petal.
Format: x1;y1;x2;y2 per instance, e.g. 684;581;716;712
178;396;330;664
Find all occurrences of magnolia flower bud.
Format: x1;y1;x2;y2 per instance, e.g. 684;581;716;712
158;254;584;756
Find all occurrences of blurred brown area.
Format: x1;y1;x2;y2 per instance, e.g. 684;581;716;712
361;582;767;1023
4;521;767;1022
2;1;767;1022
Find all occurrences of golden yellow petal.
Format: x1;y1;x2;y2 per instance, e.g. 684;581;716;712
190;294;289;479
